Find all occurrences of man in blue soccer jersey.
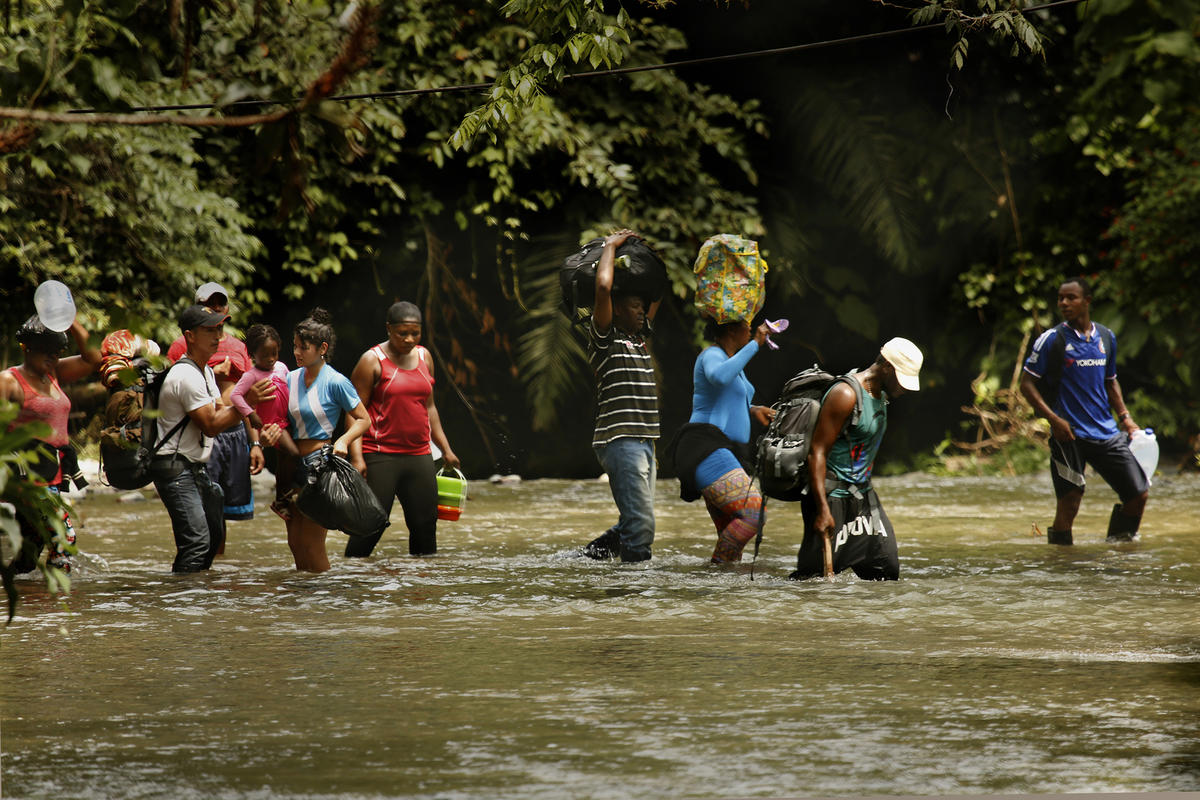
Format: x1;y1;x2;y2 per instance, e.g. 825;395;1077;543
1020;277;1149;545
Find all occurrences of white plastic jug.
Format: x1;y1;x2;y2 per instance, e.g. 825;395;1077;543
33;280;76;332
1128;428;1159;486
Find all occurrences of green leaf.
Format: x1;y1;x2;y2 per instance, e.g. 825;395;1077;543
91;58;123;100
832;295;878;342
1142;78;1179;106
0;509;21;563
214;81;259;108
1144;30;1198;59
1085;49;1132;97
29;156;53;178
312;100;351;127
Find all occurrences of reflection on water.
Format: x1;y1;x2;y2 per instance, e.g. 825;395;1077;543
3;471;1199;798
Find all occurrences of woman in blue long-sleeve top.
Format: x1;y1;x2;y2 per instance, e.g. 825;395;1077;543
669;318;775;563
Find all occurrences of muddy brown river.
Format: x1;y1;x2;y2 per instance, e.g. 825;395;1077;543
2;470;1198;798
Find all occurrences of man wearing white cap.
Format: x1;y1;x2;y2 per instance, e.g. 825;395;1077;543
166;283;251;375
166;283;262;542
789;337;923;581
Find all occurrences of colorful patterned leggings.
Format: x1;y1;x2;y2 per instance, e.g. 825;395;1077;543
701;467;763;563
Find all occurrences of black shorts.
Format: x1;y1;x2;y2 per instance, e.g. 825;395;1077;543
1050;433;1148;502
793;487;899;581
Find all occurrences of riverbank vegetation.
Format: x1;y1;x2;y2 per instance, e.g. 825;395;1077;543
0;409;73;620
3;0;1198;479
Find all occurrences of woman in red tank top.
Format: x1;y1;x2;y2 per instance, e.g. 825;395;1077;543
1;316;101;573
347;301;459;558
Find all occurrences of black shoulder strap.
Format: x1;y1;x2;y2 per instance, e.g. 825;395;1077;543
835;372;864;429
1042;325;1068;383
147;357;207;455
1097;324;1115;363
149;417;191;455
176;356;205;375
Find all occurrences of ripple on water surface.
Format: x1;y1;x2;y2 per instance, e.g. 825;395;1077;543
3;473;1199;798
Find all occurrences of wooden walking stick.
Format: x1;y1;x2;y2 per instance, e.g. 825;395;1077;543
749;495;767;581
821;530;834;580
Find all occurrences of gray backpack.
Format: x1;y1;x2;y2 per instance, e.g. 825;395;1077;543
755;366;861;501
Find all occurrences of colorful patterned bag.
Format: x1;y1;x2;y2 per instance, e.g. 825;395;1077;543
693;234;768;324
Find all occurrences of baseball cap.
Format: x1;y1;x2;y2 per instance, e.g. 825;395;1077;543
179;304;231;332
195;282;230;304
879;337;923;391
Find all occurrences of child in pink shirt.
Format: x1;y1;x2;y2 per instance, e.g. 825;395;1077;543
233;325;298;517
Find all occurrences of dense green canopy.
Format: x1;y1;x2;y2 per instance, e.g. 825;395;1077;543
2;0;1197;478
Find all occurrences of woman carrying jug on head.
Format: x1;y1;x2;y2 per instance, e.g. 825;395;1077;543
260;308;370;572
1;316;101;573
347;301;459;558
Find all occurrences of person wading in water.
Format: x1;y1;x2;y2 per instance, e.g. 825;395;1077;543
261;308;370;572
790;338;923;581
1;316;100;573
1019;276;1148;544
346;301;460;558
578;229;661;563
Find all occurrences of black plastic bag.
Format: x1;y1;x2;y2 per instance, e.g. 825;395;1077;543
295;447;389;539
559;236;668;323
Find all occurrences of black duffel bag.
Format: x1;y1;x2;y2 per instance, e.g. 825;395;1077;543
559;236;668;323
295;446;390;539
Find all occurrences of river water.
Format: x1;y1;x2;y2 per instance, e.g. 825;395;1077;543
2;470;1198;799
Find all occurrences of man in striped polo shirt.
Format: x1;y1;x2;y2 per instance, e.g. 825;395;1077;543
581;229;661;563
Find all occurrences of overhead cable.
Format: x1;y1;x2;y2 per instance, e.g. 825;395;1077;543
67;0;1086;117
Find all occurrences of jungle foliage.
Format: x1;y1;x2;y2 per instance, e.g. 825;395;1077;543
952;0;1200;452
0;406;73;621
2;1;765;464
2;0;1198;482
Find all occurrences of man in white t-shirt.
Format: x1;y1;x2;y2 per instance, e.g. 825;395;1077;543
165;282;261;529
152;305;270;572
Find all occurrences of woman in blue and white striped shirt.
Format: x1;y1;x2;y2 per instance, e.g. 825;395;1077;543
263;308;369;572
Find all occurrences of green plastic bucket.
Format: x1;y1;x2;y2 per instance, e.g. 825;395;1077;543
436;467;467;521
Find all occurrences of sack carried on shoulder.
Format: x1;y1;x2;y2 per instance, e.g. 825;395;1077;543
693;234;767;324
559;236;668;323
